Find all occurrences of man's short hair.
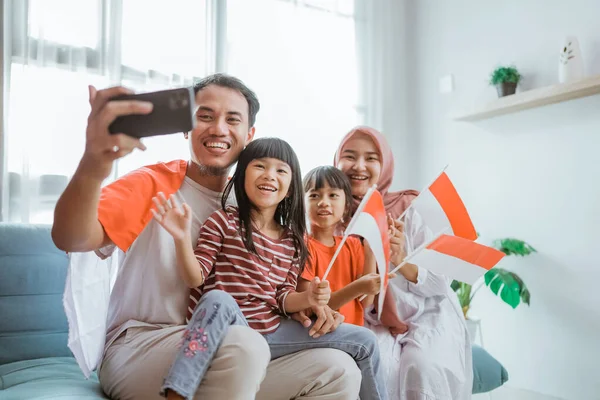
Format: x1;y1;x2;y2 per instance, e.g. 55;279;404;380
193;73;260;128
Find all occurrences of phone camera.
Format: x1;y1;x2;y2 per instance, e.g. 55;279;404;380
169;92;190;109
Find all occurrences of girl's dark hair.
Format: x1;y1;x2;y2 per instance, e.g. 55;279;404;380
222;138;308;269
303;166;353;223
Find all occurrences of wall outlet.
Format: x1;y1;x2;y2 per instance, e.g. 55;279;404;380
439;74;454;94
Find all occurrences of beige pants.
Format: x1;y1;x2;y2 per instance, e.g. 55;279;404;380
99;324;361;400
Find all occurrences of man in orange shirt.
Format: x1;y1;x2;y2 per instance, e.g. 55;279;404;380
52;74;361;400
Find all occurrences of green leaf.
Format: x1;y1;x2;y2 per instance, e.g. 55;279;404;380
451;280;461;292
451;281;473;308
484;268;530;309
493;238;537;256
488;271;504;294
500;280;520;309
484;269;494;285
459;282;472;308
489;65;521;85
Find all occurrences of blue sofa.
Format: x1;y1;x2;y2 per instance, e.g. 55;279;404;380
0;224;508;399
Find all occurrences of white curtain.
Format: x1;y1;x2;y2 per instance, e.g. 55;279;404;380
353;0;414;190
4;0;212;223
3;0;361;223
225;0;361;175
114;0;213;178
6;0;107;223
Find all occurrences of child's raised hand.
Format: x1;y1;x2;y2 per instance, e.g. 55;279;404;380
357;273;382;296
151;192;192;241
307;277;331;307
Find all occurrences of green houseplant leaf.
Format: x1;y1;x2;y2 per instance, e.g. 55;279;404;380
451;237;534;315
451;280;473;317
451;280;461;292
484;268;529;308
493;238;537;256
489;66;521;85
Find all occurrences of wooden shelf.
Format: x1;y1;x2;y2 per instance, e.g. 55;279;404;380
452;74;600;122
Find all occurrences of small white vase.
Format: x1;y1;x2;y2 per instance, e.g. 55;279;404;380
559;36;584;83
465;315;481;344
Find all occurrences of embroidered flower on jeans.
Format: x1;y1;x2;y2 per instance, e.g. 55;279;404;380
184;346;195;358
200;333;209;350
184;340;200;357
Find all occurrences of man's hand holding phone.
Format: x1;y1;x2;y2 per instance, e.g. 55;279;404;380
80;85;153;182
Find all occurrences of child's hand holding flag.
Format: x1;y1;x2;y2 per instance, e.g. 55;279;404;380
306;277;331;307
357;272;397;296
358;214;405;302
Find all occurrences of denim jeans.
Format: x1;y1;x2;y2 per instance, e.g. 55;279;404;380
264;318;387;400
161;289;387;400
160;290;249;399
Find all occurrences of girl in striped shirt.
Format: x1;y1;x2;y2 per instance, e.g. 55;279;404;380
152;138;388;400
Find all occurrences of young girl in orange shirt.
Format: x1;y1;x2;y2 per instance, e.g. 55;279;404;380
298;166;392;326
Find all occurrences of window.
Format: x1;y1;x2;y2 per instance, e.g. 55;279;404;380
5;0;211;222
27;0;100;49
7;0;106;223
226;0;360;175
3;0;360;222
115;0;211;177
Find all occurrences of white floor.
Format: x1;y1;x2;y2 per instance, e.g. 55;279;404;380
473;386;566;400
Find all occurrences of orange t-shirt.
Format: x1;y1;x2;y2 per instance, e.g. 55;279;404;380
97;160;187;252
301;236;365;326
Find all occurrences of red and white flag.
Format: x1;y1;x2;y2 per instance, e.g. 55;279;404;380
406;234;505;284
322;185;390;319
404;169;477;241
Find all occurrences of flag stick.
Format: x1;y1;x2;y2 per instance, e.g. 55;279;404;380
388;227;448;275
322;234;349;281
357;228;449;301
322;185;377;280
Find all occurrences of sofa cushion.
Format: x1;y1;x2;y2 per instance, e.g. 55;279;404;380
472;345;509;393
0;357;108;399
0;224;72;365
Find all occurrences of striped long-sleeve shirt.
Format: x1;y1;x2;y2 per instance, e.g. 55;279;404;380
186;205;300;334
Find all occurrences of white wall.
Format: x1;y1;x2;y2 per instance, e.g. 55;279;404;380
356;0;419;191
401;1;600;399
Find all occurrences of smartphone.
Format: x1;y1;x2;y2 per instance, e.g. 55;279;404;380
108;87;196;138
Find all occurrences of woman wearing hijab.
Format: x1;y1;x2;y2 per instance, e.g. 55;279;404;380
334;126;473;400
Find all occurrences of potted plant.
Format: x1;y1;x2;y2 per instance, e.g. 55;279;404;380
451;238;535;340
489;66;522;97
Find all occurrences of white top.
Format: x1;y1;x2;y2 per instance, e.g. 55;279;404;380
64;176;231;376
365;208;473;400
104;177;227;347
